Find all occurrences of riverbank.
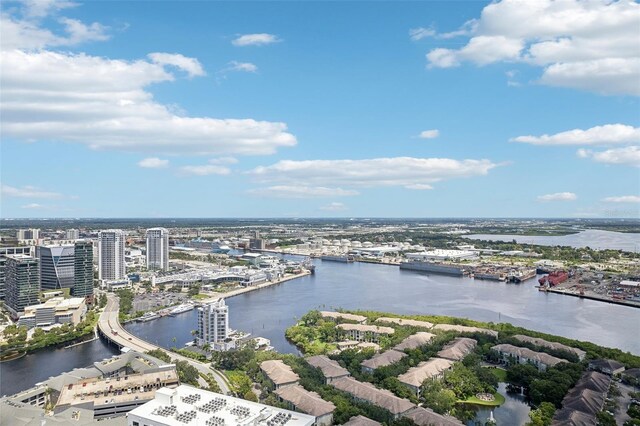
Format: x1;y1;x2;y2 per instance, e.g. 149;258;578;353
544;287;640;308
201;270;311;303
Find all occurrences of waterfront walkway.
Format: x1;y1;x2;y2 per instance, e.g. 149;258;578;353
200;270;311;304
98;294;231;394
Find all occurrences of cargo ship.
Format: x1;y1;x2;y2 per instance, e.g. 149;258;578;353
399;261;466;276
508;269;537;283
538;271;569;287
169;303;194;316
473;271;506;281
320;255;354;263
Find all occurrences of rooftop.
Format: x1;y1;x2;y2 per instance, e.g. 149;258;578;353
128;385;315;426
337;324;395;334
331;377;415;415
436;337;477;361
376;317;434;329
403;406;464;426
342;415;382;426
512;334;586;359
274;384;335;417
260;360;300;386
492;344;569;367
432;324;498;338
393;332;436;352
319;311;367;323
397;358;455;388
361;350;407;370
306;355;350;379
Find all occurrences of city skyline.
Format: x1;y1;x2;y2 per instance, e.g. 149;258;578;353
1;0;639;218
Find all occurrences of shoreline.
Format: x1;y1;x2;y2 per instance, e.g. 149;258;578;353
200;270;311;303
544;288;640;308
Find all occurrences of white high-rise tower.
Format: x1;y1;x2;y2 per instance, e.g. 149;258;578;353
146;228;169;271
98;230;126;281
197;299;229;348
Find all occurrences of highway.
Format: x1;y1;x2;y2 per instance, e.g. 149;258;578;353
98;294;230;394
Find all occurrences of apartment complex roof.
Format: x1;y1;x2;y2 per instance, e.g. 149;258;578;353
437;337;477;361
551;371;611;426
342;415;382;426
306;355;350;380
492;344;568;367
331;377;415;415
320;311;367;323
432;324;498;338
361;350;407;370
393;332;436;352
513;334;586;359
337;324;395;334
397;358;455;388
403;406;464;426
375;317;434;329
260;360;300;386
274;385;335;417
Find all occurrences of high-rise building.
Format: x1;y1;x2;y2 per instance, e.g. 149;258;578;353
65;229;80;240
98;230;126;281
73;241;94;298
4;254;40;316
249;238;266;250
36;244;75;291
0;247;33;300
146;228;169;271
197;299;229;347
16;229;40;241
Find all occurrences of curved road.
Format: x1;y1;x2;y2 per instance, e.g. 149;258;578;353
98;294;230;394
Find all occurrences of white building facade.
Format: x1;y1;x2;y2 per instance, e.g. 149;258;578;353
146;228;169;271
98;229;126;281
197;299;229;348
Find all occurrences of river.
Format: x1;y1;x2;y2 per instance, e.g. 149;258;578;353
2;259;639;400
466;229;640;252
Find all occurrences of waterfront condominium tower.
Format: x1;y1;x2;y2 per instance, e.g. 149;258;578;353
36;244;75;291
73;240;94;298
197;299;229;347
146;227;169;271
98;230;126;281
4;254;40;316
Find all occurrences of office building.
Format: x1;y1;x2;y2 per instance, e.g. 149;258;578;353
16;229;40;241
65;229;80;240
146;227;169;271
197;299;228;348
98;230;126;281
17;297;87;329
37;244;75;291
127;385;315;426
74;240;94;298
249;237;266;250
4;254;40;316
0;246;33;300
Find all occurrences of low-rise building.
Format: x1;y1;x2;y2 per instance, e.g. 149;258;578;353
337;323;394;342
274;384;335;426
376;317;434;329
343;415;382;426
361;350;407;374
306;355;350;384
492;344;568;372
588;359;625;376
432;323;498;338
331;377;415;419
260;360;300;389
397;358;455;394
512;334;586;360
403;406;464;426
437;337;477;361
393;332;436;352
551;371;611;426
320;311;367;323
17;296;87;329
127;385;315;426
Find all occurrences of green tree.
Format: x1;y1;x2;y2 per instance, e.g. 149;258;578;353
421;380;457;414
526;402;556;426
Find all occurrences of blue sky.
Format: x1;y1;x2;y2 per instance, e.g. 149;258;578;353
1;0;639;218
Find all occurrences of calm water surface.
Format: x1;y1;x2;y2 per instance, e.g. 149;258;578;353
3;259;639;402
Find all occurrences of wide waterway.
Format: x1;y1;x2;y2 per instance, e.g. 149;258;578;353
2;259;639;398
467;229;640;252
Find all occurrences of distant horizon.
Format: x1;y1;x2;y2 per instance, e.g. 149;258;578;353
2;217;639;222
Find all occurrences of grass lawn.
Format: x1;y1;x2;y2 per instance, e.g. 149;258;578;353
458;392;506;407
191;294;209;300
486;367;508;382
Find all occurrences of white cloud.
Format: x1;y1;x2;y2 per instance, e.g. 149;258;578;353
138;157;169;168
320;202;347;212
178;165;231;176
0;49;297;156
425;0;640;95
227;61;258;73
418;129;440;139
409;27;435;41
148;53;205;77
1;184;63;199
209;157;238;165
537;192;578;202
250;157;499;190
512;124;640;146
405;184;434;190
578;146;640;166
602;195;640;203
248;186;359;198
21;203;45;209
232;33;280;46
